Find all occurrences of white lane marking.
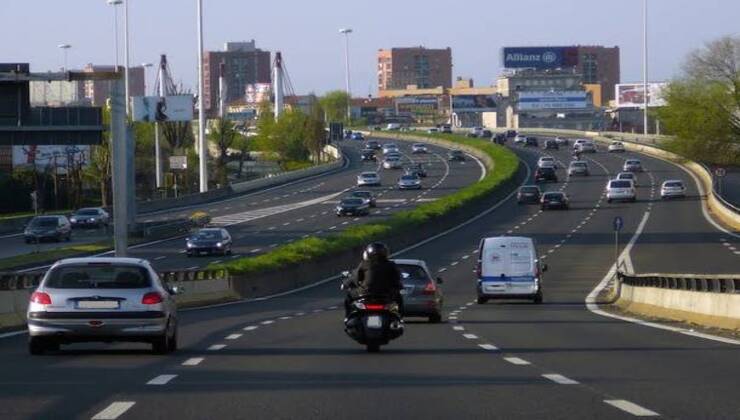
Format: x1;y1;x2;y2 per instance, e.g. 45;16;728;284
211;260;222;265
462;334;478;339
504;357;531;365
92;402;136;420
438;267;447;273
461;255;470;260
0;330;28;339
453;326;465;331
478;344;498;351
186;266;199;270
208;344;226;351
243;325;258;331
225;333;242;340
260;320;275;325
294;312;306;316
279;316;293;320
604;400;660;417
542;374;579;385
146;374;177;385
450;261;459;266
182;357;204;366
250;248;262;253
154;256;167;261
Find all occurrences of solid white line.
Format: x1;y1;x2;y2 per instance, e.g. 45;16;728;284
208;344;226;351
462;333;478;339
604;400;660;417
504;357;531;365
478;344;498;351
279;316;293;320
225;333;242;340
182;357;204;366
92;402;136;420
146;374;177;385
542;373;579;385
0;330;28;339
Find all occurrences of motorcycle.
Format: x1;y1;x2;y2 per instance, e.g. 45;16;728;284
341;272;404;353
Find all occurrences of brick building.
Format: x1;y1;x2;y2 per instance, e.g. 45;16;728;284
377;47;453;94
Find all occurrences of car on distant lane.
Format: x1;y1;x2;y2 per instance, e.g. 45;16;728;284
404;163;427;178
517;185;542;204
351;132;365;141
623;159;643;172
397;174;422;190
350;190;376;207
186;228;232;257
608;141;626;152
70;207;110;228
383;156;403;169
357;171;381;186
24;215;72;243
660;180;687;199
568;160;590;176
534;166;558;183
616;172;639;186
411;143;428;154
537;156;558;169
448;150;466;161
606;179;637;203
543;139;559;150
336;197;370;216
540;191;570;210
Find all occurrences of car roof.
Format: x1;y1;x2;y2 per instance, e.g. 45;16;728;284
392;259;428;269
626;159;641;162
662;179;684;184
543;191;565;196
540;156;554;160
53;257;150;267
609;179;633;185
482;236;535;247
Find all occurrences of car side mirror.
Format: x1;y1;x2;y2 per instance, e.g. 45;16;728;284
541;264;548;272
436;277;444;284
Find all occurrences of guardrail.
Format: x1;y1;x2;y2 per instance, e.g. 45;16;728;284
618;272;740;294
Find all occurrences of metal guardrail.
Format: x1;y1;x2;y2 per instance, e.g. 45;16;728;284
0;273;44;291
618;272;740;294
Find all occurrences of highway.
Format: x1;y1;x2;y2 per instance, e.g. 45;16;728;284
0;139;738;419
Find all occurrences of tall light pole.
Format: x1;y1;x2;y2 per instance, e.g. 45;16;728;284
196;0;208;192
123;0;130;115
57;44;72;105
339;28;353;121
107;0;122;70
642;0;649;135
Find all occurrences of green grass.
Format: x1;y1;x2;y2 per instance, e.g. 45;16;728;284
0;241;111;271
0;209;72;221
213;133;519;275
280;160;315;172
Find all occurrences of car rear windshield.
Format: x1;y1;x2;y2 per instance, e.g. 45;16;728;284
397;264;430;285
401;175;417;181
30;218;58;227
610;181;632;188
352;191;371;198
544;193;563;199
76;209;99;215
45;264;151;289
618;173;634;178
571;162;586;167
665;181;683;188
627;160;640;164
361;173;376;177
520;186;539;193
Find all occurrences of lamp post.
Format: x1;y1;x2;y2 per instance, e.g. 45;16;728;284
642;0;649;135
58;44;71;104
196;0;208;192
107;0;122;70
339;28;353;122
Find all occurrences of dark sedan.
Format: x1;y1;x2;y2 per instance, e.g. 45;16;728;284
517;185;542;204
448;150;466;161
336;197;370;216
186;228;232;257
534;166;558;183
405;163;427;178
361;149;376;162
525;137;539;147
541;192;570;210
350;190;376;207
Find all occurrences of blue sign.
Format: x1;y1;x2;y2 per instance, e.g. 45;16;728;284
502;47;579;69
613;216;624;232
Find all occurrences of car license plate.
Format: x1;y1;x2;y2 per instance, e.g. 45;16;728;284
366;315;382;329
77;300;119;309
400;288;411;295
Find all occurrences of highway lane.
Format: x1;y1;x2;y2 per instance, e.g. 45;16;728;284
0;140;737;419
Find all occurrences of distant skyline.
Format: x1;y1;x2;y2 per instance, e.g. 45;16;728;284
2;0;738;96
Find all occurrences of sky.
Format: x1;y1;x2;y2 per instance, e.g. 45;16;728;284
2;0;738;96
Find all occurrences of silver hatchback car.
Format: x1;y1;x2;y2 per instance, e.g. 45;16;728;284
396;259;444;323
27;257;181;355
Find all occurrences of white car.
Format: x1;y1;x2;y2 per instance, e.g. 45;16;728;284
412;143;428;154
537;156;558;169
616;172;638;186
568;161;590;176
514;135;528;144
623;159;643;172
383;157;403;169
554;136;569;145
357;171;381;186
576;141;596;153
382;143;399;154
426;128;439;133
661;180;686;199
608;141;626;152
572;139;587;150
606;179;636;203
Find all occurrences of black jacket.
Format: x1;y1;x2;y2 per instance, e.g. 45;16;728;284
348;257;403;300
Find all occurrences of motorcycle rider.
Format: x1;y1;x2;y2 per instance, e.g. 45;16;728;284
344;242;404;317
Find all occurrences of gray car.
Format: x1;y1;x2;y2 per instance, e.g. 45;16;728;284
70;207;110;228
26;257;181;355
24;215;72;243
395;259;443;323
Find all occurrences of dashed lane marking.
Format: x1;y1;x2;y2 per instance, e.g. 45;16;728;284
478;344;498;351
453;326;465;331
91;402;136;420
504;357;531;365
146;374;177;385
182;357;204;366
225;333;242;340
542;373;579;385
462;333;478;339
604;400;660;417
243;326;258;331
260;320;275;325
208;344;226;351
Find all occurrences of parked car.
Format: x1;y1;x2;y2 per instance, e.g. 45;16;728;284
517;185;542;204
616;172;639;186
427;127;439;133
448;150;466;161
385;123;401;130
525;137;539;147
568;160;590;176
623;159;643;172
186;228;232;256
70;207;110;228
411;143;428;154
606;179;637;203
351;132;365;141
534;166;558;183
357;171;381;186
350;190;376;207
441;124;452;134
660;180;687;199
24;215;72;243
26;257;182;355
540;191;570;210
397;174;422;190
405;163;427;178
505;130;518;139
543;139;559;150
383;156;403;169
361;149;377;162
336;197;370;216
608;141;626;152
396;259;443;323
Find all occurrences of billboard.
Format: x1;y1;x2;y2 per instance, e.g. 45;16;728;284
518;91;589;111
132;95;194;122
615;83;667;108
451;95;497;112
503;47;579;69
245;83;272;104
13;145;90;169
395;96;439;115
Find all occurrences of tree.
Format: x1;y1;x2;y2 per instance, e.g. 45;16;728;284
304;95;327;163
209;118;242;185
84;108;113;207
319;90;350;123
658;35;740;165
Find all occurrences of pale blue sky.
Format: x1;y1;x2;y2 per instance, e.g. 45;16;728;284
2;0;737;95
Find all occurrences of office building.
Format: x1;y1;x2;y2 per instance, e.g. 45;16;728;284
377;47;453;94
82;64;145;106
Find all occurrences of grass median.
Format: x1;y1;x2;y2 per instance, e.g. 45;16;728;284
0;241;112;271
213;133;519;275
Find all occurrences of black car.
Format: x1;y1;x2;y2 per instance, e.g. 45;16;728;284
361;149;376;162
493;133;507;145
517;185;542;204
24;215;72;243
534;166;558;183
336;197;370;216
366;140;381;150
186;228;232;257
350;190;376;207
543;139;559;150
541;192;570;210
481;129;493;138
505;130;518;138
405;163;427;178
448;150;466;161
525;137;539;147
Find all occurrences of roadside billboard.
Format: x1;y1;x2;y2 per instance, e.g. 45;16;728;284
518;91;588;111
245;83;272;104
12;145;90;169
132;95;194;122
451;95;497;112
503;47;579;69
395;96;439;115
615;83;667;108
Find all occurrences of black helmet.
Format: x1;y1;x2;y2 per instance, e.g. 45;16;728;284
363;242;389;260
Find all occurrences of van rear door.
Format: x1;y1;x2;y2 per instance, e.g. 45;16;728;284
480;239;535;293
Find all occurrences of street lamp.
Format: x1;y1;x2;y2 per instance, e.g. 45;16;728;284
339;28;353;121
141;62;153;94
107;0;122;70
196;0;208;192
57;44;72;104
642;0;649;135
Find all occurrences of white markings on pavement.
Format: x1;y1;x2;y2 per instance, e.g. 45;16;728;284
279;316;293;320
260;320;275;325
225;333;242;340
146;374;177;385
604;400;660;417
462;333;478;340
182;357;204;366
243;325;258;331
92;402;136;420
154;256;166;261
208;344;226;351
542;373;579;385
478;344;498;351
453;326;465;331
504;357;531;366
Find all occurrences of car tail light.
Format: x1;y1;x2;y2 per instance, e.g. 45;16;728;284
30;292;52;305
142;292;163;305
476;260;482;278
422;282;436;295
364;303;386;311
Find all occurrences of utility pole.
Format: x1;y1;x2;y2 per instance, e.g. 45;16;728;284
123;0;130;115
111;76;128;256
154;57;166;189
642;0;649;135
273;52;284;120
339;28;353;121
196;0;208;192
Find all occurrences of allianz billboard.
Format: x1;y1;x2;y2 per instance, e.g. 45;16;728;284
503;47;579;69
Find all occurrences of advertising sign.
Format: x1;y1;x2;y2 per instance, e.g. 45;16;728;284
615;83;667;108
132;95;194;122
451;95;497;112
169;155;187;170
395;96;439;115
13;145;90;169
503;47;579;69
518;91;588;111
245;83;272;104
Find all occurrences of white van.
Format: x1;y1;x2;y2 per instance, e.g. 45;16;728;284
385;123;401;131
475;236;546;304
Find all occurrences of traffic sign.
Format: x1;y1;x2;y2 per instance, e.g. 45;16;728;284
715;167;726;177
613;216;624;232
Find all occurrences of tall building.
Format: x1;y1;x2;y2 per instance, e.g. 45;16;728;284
377;47;453;93
82;64;145;106
576;45;619;103
203;40;271;116
30;77;88;106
